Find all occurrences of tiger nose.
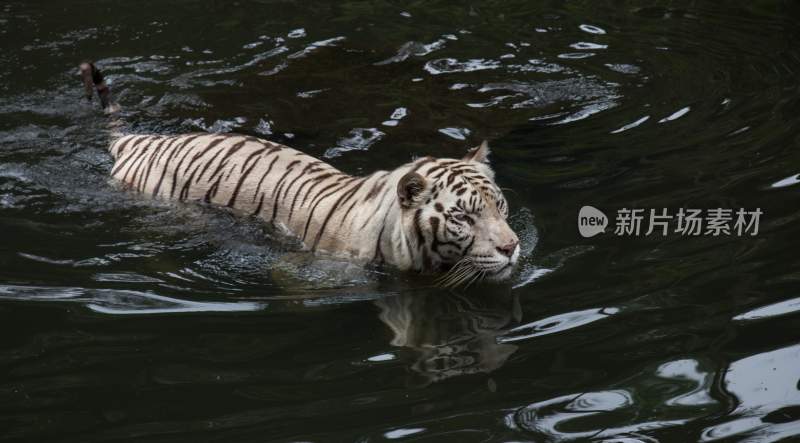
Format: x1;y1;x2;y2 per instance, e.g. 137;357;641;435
496;240;518;257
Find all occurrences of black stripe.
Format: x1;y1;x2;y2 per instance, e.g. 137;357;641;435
122;138;155;184
359;182;393;229
252;193;266;216
463;235;475;255
280;162;317;203
200;137;245;184
301;178;355;241
122;136;162;183
311;178;366;250
152;134;204;198
431;168;448;180
339;194;362;225
269;160;302;222
226;159;260;208
295;172;336;210
372;196;397;263
363;172;389;201
224;163;238;181
193;144;227;184
251;156;280;204
148;135;185;175
204;175;222;203
410;157;435;173
170;135;218;198
145;135;185;190
286;170;327;222
178;148;220;202
219;138;248;164
424;164;444;177
413;208;425;249
135;136;173;192
110;136;150;176
306;176;350;211
373;224;386;262
113;135;136;157
240;148;267;173
186;136;228;173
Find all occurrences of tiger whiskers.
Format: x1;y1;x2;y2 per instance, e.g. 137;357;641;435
463;269;486;289
435;257;482;289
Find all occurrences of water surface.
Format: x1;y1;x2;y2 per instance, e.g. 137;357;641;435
1;1;800;442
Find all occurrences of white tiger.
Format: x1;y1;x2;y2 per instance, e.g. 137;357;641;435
80;62;520;285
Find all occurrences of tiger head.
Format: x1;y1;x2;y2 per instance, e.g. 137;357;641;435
397;141;520;285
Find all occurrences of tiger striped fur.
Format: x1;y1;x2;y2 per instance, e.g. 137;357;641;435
83;63;520;282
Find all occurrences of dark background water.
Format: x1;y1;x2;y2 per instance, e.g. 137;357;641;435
2;1;800;442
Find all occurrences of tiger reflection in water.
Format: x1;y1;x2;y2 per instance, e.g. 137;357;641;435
376;291;520;384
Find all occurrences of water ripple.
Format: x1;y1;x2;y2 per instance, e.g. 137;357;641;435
770;173;800;189
375;39;447;65
511;357;721;441
700;344;800;442
611;115;650;134
658;106;691;123
325;127;385;158
424;58;501;75
498;307;620;343
733;296;800;321
0;285;264;314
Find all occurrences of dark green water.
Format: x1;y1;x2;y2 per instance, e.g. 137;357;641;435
2;1;800;442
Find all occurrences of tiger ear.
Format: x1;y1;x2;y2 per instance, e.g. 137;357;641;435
463;140;491;164
397;172;430;208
